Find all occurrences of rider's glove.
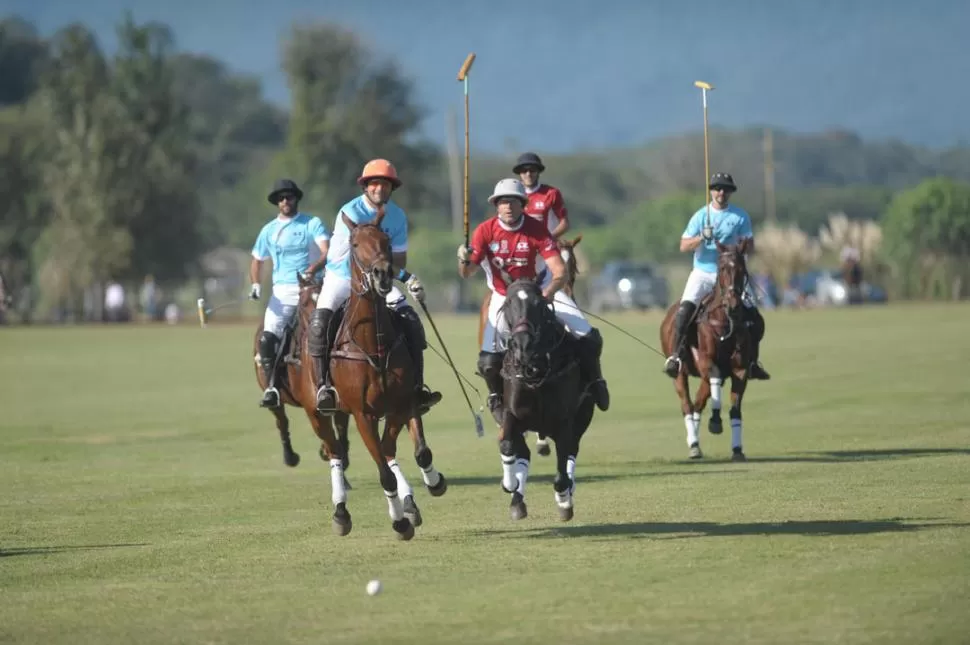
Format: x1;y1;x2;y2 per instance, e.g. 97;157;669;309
249;283;261;300
405;275;426;303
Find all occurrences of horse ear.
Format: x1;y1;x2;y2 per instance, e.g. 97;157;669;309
341;211;356;230
571;234;583;247
374;205;386;227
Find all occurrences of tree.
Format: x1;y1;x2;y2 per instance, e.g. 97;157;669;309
882;178;970;299
0;16;48;106
281;23;439;217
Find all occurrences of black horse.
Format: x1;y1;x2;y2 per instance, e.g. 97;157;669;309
496;279;595;522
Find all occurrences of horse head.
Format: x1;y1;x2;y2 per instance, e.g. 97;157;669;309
342;208;393;298
715;238;751;319
559;234;582;293
503;279;560;382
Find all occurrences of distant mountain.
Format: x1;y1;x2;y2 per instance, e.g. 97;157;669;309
6;0;970;152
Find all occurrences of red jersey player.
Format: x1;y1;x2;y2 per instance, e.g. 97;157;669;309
457;178;610;419
513;152;570;240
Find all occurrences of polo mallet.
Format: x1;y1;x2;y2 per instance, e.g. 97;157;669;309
417;300;484;438
457;53;476;249
196;297;247;327
694;80;715;236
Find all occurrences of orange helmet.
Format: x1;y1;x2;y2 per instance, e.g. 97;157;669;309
357;159;402;189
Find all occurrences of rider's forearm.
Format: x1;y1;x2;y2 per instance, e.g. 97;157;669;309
458;261;478;279
680;236;703;253
542;274;567;300
551;219;569;239
249;258;262;284
392;252;407;272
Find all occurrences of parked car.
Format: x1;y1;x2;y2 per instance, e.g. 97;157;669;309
588;261;669;313
788;269;887;307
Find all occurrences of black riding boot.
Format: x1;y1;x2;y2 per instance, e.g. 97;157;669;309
309;308;337;412
577;328;610;411
745;306;771;380
258;331;281;408
398;306;442;414
664;301;696;378
478;351;505;425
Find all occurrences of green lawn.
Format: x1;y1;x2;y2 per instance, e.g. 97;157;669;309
2;304;968;644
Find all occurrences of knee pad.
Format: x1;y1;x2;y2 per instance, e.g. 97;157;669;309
398;306;426;348
308;309;332;356
477;351;503;378
258;331;279;360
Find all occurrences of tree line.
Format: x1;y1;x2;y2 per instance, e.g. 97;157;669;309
2;12;969;322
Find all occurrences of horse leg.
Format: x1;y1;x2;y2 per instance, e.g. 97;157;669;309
354;410;413;540
317;411;352;490
729;372;748;462
498;414;529;520
405;414;447;497
535;432;551;457
381;415;421;528
307;412;352;536
692;354;714;451
675;368;701;459
553;425;577;522
707;364;724;436
270;405;300;467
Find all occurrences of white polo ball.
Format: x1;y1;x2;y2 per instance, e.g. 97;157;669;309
366;579;382;596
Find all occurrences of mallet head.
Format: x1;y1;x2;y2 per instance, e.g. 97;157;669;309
694;80;714;91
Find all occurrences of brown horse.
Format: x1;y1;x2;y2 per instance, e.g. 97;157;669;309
660;239;754;461
252;274;352;479
477;235;583;456
313;208;448;540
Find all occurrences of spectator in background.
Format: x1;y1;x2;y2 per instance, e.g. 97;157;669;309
104;282;128;322
840;246;863;305
140;275;158;322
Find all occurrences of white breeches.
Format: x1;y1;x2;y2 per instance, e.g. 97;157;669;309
481;289;592;353
263;284;301;338
681;269;717;305
315;273;407;312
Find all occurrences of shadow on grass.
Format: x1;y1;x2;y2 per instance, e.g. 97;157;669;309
447;469;740;488
470;518;969;541
0;543;149;558
740;448;970;464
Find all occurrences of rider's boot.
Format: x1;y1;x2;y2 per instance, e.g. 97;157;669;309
576;328;610;411
664;301;696;379
258;331;281;408
744;305;771;380
399;306;442;414
478;351;506;425
309;308;337;413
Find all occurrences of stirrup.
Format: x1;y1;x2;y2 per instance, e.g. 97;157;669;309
486;393;504;425
315;385;338;413
260;387;280;408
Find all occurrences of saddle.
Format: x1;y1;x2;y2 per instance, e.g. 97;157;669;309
326;300;408;365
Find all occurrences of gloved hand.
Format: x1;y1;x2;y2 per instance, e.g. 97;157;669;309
456;244;471;263
702;225;714;242
405;274;425;303
249;282;261;300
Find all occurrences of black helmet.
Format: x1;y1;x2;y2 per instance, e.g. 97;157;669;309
513;152;545;174
267;178;304;205
709;172;737;192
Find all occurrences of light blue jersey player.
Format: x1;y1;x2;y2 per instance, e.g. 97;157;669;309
307;159;441;415
250;179;330;408
663;172;770;381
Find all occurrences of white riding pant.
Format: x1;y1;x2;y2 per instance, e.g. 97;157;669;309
263;284;301;338
315;273;408;312
481;289;592;353
681;269;717;305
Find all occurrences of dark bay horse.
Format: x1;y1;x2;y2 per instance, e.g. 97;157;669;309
497;278;595;522
313;208;448;540
252;274;352;478
477;235;583;457
660;240;754;461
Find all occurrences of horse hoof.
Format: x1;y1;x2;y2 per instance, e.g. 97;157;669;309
708;418;723;435
284;451;301;468
732;449;747;462
536;442;551;457
689;443;703;459
402;495;423;528
332;505;352;536
559;506;574;522
393;518;415;541
510;493;528;521
427;474;447;497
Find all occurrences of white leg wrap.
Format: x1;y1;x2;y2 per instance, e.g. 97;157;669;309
685;414;700;446
385;489;404;521
329;458;347;505
388;460;413;499
731;418;743;450
514;458;530;499
501;454;517;493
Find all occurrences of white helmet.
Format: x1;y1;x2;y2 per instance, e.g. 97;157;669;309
488;178;528;205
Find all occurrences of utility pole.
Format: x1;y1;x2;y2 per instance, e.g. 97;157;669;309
763;127;776;223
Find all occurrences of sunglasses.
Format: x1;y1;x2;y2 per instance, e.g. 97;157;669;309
278;194;298;203
518;167;540;174
710;186;734;193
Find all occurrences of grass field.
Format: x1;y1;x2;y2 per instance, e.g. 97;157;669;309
2;304;969;645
